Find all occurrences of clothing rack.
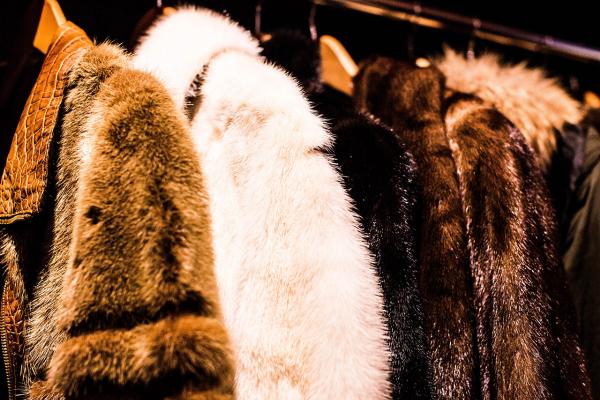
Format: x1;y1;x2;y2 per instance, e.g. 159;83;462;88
312;0;600;63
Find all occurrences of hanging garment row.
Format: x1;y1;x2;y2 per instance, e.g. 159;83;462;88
1;2;600;400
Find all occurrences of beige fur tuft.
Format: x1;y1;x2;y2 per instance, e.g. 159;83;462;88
436;48;583;170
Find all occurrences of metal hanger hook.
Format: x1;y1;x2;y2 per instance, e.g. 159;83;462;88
309;3;318;42
467;18;481;60
406;2;422;60
255;1;263;38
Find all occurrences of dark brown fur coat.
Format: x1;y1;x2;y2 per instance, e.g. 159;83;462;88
355;56;591;399
444;93;591;400
23;43;234;399
354;57;478;400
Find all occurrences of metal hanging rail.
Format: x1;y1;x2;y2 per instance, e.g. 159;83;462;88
312;0;600;63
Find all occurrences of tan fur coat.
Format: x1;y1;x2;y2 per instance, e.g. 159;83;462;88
23;43;234;399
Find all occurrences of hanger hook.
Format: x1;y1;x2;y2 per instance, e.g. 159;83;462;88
255;1;263;38
309;3;318;43
406;2;421;60
467;18;480;60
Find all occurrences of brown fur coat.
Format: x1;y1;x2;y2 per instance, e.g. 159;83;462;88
23;43;234;399
355;56;591;400
354;58;478;400
436;49;586;230
444;93;591;400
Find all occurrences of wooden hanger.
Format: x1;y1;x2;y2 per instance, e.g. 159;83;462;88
163;6;176;15
319;35;358;96
33;0;67;54
585;91;600;108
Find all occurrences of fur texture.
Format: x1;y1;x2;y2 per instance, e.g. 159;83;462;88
436;48;582;171
261;32;433;399
329;116;432;399
25;43;126;387
444;92;591;400
26;43;234;399
135;8;391;399
354;57;478;400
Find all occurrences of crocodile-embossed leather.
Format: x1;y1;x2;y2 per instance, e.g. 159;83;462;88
2;284;23;394
0;22;91;225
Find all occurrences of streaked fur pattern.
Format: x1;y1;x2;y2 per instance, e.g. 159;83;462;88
26;43;234;399
135;8;391;399
444;93;591;400
436;48;582;171
354;57;478;400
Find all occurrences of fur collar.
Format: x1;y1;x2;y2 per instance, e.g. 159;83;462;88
134;7;260;110
436;48;582;171
135;7;391;400
25;42;234;398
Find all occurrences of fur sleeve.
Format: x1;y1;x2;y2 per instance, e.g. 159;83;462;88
354;58;478;400
32;45;234;399
192;50;391;400
444;93;591;400
330;115;432;399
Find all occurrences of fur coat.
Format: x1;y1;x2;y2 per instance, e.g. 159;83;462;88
355;56;592;399
445;92;591;399
354;57;478;400
435;49;585;225
261;31;432;399
134;8;390;400
21;42;234;399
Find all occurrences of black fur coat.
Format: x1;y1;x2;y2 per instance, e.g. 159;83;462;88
261;32;433;399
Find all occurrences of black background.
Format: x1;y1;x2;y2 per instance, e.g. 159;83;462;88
1;0;598;161
2;0;598;95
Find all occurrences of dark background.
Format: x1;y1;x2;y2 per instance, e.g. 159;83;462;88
1;0;599;166
3;1;597;59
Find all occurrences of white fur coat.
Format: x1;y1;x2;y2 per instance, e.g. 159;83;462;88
134;8;390;400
